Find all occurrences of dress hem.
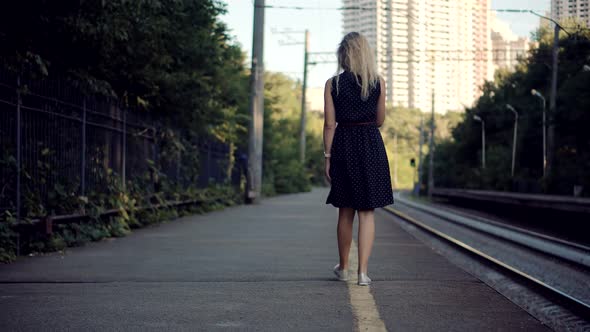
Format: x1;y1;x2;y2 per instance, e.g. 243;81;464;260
325;200;394;211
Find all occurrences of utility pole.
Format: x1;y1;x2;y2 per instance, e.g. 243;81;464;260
393;132;398;188
247;0;265;204
299;30;310;163
416;114;424;195
547;23;559;180
427;91;435;198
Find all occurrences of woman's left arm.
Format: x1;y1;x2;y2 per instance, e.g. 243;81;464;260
376;77;386;127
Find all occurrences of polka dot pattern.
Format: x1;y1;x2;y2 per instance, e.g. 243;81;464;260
326;71;394;210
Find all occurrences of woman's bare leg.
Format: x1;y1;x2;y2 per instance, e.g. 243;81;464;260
337;208;355;270
357;209;375;274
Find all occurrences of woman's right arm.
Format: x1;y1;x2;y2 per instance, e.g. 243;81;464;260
323;78;336;183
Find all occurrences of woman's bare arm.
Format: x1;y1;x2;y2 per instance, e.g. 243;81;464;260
323;78;337;156
376;77;386;127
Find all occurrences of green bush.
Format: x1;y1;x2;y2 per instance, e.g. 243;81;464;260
108;217;131;238
46;235;66;252
274;160;312;194
0;220;17;262
0;185;240;263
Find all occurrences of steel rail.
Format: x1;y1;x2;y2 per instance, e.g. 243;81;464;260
382;205;590;314
394;196;590;265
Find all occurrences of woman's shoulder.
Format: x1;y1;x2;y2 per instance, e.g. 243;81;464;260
329;72;347;81
326;73;343;90
325;76;335;89
325;76;337;95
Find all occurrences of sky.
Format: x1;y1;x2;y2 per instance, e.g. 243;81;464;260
220;0;551;88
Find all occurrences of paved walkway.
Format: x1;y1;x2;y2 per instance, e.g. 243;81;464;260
0;188;548;331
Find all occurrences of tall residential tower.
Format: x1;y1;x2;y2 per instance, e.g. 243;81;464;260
552;0;590;26
490;11;531;73
342;0;493;113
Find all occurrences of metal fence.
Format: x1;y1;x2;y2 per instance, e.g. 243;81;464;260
0;69;243;221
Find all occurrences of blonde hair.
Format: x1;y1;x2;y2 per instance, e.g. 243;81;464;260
335;32;379;100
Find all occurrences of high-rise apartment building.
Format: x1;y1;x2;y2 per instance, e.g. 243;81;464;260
552;0;590;26
490;12;531;72
342;0;493;113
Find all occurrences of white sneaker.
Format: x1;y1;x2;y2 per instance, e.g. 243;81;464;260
333;264;349;281
358;273;371;286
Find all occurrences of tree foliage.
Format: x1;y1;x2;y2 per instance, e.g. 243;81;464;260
0;0;324;199
427;24;590;195
0;0;247;137
262;72;312;195
0;1;330;261
305;100;460;191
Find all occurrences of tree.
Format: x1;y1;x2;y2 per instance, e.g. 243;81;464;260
262;72;312;194
427;23;590;196
0;0;247;138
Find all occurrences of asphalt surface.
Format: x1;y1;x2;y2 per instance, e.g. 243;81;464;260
0;188;548;331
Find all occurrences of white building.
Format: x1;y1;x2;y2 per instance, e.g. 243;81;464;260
490;12;531;73
552;0;590;26
342;0;494;113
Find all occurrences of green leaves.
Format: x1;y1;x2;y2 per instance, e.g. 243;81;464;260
1;0;245;137
430;24;590;194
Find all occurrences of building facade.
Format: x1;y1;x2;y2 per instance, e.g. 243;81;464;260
341;0;493;113
490;11;531;73
552;0;590;26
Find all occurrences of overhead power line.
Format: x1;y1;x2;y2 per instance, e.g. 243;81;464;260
310;56;554;64
255;5;548;12
307;48;536;53
256;4;590;31
382;48;532;52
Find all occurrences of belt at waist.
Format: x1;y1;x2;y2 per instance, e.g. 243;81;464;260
337;121;376;127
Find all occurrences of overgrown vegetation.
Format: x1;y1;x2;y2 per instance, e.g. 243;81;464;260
0;0;245;135
0;0;320;262
263;72;315;195
0;140;244;262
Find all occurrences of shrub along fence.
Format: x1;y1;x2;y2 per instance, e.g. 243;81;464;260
0;69;245;260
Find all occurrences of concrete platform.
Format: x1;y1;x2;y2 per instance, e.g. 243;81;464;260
0;188;549;331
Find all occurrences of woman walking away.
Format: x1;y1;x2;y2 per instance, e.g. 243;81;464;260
323;32;394;286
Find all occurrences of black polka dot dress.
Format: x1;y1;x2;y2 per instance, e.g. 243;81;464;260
326;71;394;210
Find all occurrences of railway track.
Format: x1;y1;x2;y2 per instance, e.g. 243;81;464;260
383;197;590;330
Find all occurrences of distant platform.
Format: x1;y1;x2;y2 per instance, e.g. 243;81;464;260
433;188;590;213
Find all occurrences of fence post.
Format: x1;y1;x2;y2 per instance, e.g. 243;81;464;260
81;99;87;196
16;76;21;224
122;108;126;189
152;127;158;192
